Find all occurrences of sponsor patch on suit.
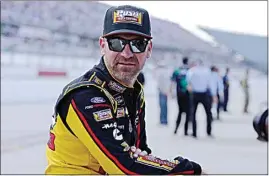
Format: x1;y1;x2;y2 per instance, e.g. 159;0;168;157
92;76;103;86
93;109;113;121
91;97;106;104
116;107;125;118
108;81;126;93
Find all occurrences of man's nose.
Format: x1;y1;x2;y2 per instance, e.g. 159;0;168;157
120;44;134;59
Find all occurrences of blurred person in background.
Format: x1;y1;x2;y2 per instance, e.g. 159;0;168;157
189;61;197;68
186;60;214;138
45;5;203;175
240;68;250;113
170;57;191;135
210;66;224;120
155;62;170;125
222;67;230;112
137;71;145;86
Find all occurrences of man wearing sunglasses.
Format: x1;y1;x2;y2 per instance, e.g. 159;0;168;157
45;5;203;175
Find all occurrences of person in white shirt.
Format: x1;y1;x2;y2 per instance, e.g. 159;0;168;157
240;68;250;113
154;63;171;125
209;66;224;120
186;60;214;138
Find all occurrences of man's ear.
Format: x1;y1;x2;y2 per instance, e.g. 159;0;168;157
146;41;153;58
99;37;105;55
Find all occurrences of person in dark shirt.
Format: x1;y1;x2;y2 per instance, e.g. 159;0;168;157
222;68;230;112
170;57;191;135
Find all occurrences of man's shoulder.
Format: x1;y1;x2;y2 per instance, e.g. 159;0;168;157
72;87;110;103
73;85;105;96
71;83;117;112
59;84;107;104
56;85;115;120
59;70;111;105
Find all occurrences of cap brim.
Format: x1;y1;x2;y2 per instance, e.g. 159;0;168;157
102;29;152;39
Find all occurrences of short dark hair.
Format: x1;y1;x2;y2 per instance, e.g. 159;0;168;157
211;65;218;72
210;65;215;71
182;57;188;64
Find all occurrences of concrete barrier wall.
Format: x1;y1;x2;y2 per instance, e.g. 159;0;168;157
1;52;267;111
1;52;98;104
1;75;158;104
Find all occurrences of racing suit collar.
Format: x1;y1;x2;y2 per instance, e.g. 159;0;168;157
97;56;142;93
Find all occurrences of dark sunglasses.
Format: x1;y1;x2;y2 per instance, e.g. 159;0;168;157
105;37;150;53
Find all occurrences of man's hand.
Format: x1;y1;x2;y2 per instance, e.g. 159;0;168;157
130;146;148;158
187;85;192;92
219;93;224;103
213;96;218;103
171;156;202;175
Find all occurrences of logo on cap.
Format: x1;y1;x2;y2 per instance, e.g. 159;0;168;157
113;10;142;25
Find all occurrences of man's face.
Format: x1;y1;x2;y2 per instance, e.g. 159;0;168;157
99;34;152;84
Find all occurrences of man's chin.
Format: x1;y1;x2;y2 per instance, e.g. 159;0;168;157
115;71;138;81
117;64;136;71
118;72;136;78
117;67;137;74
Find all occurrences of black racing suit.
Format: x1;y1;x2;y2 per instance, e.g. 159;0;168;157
45;57;202;174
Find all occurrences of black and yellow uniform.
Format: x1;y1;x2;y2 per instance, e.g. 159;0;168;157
45;57;202;175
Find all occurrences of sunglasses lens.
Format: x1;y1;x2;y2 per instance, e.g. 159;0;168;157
107;38;125;52
130;39;148;53
107;38;149;53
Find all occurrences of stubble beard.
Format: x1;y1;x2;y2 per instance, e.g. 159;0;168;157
105;55;145;86
111;64;140;86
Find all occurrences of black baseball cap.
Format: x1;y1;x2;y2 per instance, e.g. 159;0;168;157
102;5;152;39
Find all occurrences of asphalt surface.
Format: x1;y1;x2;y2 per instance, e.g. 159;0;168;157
1;73;268;175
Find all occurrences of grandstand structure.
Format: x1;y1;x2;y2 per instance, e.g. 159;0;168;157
1;1;238;70
200;26;268;73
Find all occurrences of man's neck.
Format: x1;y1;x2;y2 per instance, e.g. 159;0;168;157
115;75;136;87
123;79;136;87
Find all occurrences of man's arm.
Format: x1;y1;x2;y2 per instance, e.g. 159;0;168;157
64;88;202;175
186;69;193;92
63;88;201;174
209;74;217;96
218;75;224;95
169;69;178;94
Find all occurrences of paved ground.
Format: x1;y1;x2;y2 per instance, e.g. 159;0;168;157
1;73;268;175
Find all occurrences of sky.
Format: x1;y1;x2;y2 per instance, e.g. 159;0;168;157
101;1;267;43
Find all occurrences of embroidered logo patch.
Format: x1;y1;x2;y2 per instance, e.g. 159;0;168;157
114;95;124;104
129;119;133;133
113;128;123;140
136;155;177;170
102;122;117;129
91;97;106;104
113;10;143;25
108;81;126;93
93;109;113;122
92;76;103;86
85;104;111;110
116;107;125;118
